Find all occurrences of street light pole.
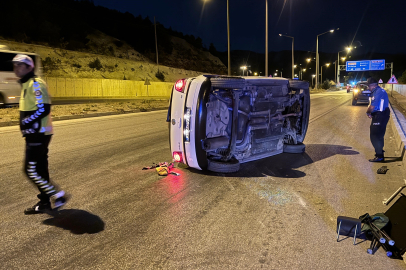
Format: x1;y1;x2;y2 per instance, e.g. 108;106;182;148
279;34;294;79
316;36;319;88
227;0;231;76
334;61;336;85
315;29;336;89
265;0;268;77
154;16;159;71
337;46;358;85
321;63;330;85
337;48;349;85
292;37;294;79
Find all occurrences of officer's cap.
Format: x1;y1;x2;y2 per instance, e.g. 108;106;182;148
366;77;378;85
12;54;34;68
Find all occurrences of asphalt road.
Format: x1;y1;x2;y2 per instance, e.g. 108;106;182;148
1;90;405;269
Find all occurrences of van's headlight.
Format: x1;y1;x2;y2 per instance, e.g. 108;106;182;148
184;107;191;142
354;89;359;93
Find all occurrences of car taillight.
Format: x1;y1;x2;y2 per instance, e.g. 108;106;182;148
175;79;186;92
173;152;183;163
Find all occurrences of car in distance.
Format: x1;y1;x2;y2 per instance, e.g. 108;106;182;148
167;75;310;173
352;81;370;105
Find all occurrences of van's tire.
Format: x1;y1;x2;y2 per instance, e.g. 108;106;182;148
207;157;240;173
352;98;357;106
283;143;306;154
211;77;245;89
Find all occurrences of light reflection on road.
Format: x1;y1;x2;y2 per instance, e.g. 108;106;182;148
160;169;186;203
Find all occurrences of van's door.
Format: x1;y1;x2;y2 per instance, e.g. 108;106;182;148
0;51;21;105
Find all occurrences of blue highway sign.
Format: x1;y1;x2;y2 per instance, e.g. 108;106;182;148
346;59;386;71
370;59;385;70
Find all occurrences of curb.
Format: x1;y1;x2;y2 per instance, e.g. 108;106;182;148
0;106;168;128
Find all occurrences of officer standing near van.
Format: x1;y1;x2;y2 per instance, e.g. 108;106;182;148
366;77;390;162
12;54;69;214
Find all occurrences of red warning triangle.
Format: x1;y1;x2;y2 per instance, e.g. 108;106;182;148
378;78;383;83
387;75;398;84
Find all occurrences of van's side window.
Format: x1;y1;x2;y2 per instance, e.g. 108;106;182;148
0;52;16;72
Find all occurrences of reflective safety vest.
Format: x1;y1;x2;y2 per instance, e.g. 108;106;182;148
19;76;53;136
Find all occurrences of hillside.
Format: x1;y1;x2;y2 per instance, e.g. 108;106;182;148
0;0;227;80
0;33;220;82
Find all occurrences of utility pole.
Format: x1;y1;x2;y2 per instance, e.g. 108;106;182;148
291;37;294;79
265;0;268;77
154;16;159;71
227;0;231;76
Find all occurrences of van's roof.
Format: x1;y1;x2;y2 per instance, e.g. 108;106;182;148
0;49;38;56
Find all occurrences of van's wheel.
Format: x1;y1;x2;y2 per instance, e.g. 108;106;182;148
207;157;240;173
352;98;357;106
211;77;245;89
283;143;306;154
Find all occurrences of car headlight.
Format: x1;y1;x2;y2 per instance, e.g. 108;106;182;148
354;89;359;93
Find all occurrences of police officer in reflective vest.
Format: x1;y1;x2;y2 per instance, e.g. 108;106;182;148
366;77;390;162
12;54;69;214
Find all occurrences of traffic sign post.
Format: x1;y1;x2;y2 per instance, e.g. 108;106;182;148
387;75;398;98
378;79;383;84
387;75;398;84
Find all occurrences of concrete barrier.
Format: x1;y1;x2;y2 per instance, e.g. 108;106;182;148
384;84;406;167
382;84;406;96
389;104;406;166
44;77;174;98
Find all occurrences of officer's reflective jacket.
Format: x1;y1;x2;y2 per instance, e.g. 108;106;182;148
19;72;53;136
370;86;389;113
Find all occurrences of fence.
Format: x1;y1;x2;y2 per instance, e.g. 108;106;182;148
382;84;406;96
44;77;174;98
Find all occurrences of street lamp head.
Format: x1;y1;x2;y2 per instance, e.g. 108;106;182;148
303;69;306;72
294;65;297;68
312;74;315;77
341;57;346;61
279;34;282;36
306;58;311;62
346;47;352;51
326;63;330;67
329;29;334;33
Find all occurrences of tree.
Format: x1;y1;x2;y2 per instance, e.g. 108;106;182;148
322;79;331;90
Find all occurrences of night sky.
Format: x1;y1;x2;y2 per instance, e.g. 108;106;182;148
93;0;405;55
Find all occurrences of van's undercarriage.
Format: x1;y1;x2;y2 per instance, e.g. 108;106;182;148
200;77;310;172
